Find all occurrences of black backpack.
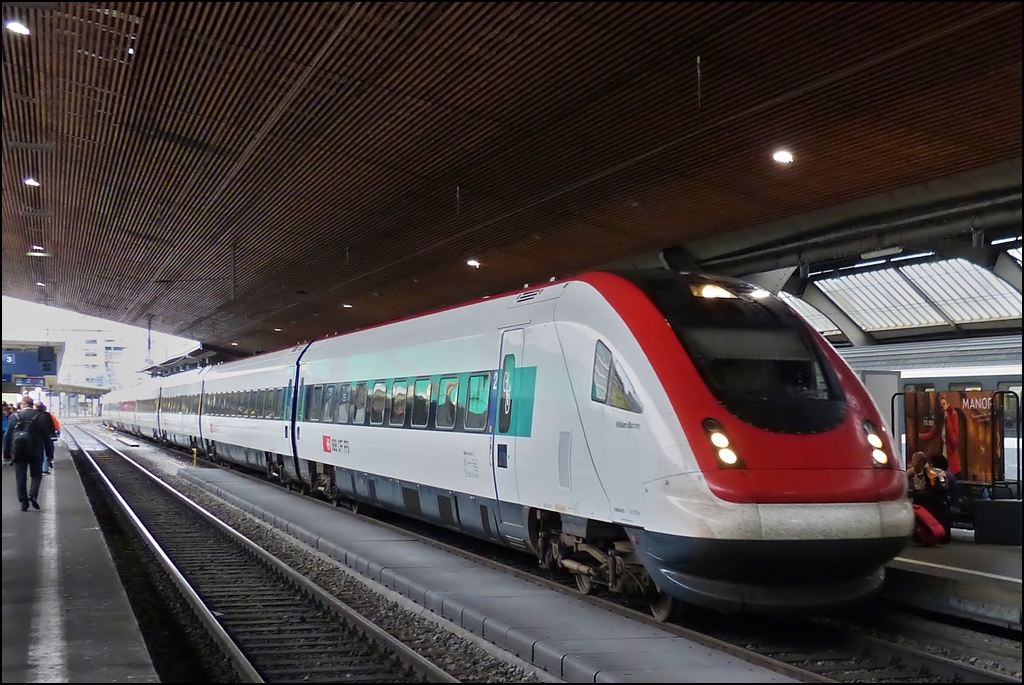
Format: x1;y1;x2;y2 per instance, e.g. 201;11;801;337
9;412;38;461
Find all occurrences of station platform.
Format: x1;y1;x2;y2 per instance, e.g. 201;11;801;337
165;463;795;683
884;533;1022;630
1;439;159;683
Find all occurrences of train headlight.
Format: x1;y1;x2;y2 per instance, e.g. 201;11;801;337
717;448;739;465
703;418;745;468
862;420;888;466
690;283;736;299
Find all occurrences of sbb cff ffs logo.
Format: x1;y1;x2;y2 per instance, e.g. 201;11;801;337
322;436;350;454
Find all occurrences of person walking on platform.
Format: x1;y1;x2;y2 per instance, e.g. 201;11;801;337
34;401;57;475
1;403;11;459
2;396;48;511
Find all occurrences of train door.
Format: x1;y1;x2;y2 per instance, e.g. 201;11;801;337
493;328;524;522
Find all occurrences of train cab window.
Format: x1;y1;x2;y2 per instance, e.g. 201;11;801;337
465;374;490;432
321;384;336;423
335;384;351;423
369;381;386;425
591;341;643;414
353;382;369;424
412;378;431;428
274;388;285;420
904;384;935;393
391;380;409;427
949;382;982;391
592;342;613;403
436;377;459;430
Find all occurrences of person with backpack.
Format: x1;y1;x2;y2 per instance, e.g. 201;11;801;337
2;396;48;511
34;401;57;475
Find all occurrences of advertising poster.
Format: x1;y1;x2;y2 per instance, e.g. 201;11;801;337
905;390;1003;484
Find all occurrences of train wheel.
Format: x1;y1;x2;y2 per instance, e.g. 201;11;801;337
575;573;594;595
649;591;677;623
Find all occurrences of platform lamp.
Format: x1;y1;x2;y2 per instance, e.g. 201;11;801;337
971;228;985;248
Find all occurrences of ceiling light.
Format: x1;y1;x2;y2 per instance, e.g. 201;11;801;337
466;259;481;268
26;251;51;257
231;342;239;346
31;244;44;251
772;149;794;164
35;281;45;287
273;328;282;332
5;21;30;36
750;288;771;299
127;47;135;55
860;246;903;260
342;303;353;309
23;177;41;187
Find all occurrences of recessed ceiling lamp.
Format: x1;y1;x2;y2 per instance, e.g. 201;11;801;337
273;327;282;332
127;47;135;55
772;149;794;164
23;177;41;186
35;281;45;287
342;303;353;309
5;21;30;36
231;342;239;346
466;259;481;268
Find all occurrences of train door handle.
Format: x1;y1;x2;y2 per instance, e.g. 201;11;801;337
297;426;301;439
285;425;289;439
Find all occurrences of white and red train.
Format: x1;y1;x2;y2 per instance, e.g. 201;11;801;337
104;270;913;619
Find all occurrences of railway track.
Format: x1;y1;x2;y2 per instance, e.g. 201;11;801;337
84;425;1022;684
65;426;458;685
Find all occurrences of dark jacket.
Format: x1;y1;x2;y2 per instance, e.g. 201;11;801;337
2;408;48;461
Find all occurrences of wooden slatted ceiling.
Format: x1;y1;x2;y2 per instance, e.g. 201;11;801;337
2;2;1021;353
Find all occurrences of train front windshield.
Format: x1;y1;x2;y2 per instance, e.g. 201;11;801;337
620;270;848;434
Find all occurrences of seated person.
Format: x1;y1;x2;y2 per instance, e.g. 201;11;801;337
907;451;952;543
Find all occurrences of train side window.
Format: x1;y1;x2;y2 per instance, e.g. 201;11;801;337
904;384;935;393
949;382;982;391
465;374;490;431
369;381;386;425
592;341;613;403
353;382;369;424
436;377;459;430
322;383;336;423
412;378;431;428
309;384;324;422
245;390;254;417
391;380;409;427
257;389;267;418
336;384;351;424
274;388;285;420
998;382;1021;433
264;390;274;419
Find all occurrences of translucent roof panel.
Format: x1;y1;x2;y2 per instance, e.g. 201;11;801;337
1010;247;1022;265
899;258;1023;323
776;291;841;335
816;269;946;331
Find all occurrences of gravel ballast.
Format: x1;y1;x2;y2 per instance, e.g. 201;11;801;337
92;438;552;683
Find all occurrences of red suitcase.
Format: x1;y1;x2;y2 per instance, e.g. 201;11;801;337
912;504;945;546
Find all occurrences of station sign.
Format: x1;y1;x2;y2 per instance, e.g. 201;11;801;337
14;376;47;387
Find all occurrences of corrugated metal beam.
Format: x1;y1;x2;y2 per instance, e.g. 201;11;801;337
799;282;877;347
994;252;1023;293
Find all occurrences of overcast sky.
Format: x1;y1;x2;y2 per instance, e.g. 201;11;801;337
2;296;196;363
